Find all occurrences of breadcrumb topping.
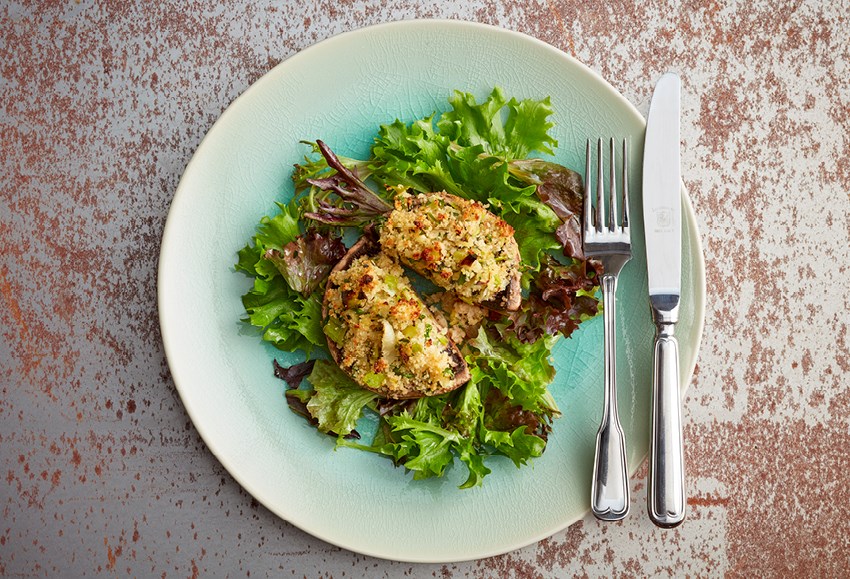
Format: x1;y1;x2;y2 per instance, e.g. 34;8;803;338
325;252;456;397
380;190;520;304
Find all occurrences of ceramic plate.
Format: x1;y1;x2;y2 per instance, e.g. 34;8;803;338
158;20;705;562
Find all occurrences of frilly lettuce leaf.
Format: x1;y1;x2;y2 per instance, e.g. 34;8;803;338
382;414;460;480
436;87;557;159
468;326;559;417
263;291;325;352
236;200;301;281
236;199;329;354
481;424;546;468
501;199;562;278
370;117;461;195
363;383;492;489
279;360;371;440
304;360;378;437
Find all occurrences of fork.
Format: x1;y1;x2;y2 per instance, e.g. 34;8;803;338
585;137;632;522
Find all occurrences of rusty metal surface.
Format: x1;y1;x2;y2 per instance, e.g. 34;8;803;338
2;1;849;576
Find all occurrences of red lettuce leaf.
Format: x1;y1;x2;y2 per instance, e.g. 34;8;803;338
508;158;585;259
503;255;602;343
263;229;345;296
533;254;601;307
273;359;315;389
303;140;393;226
482;388;551;442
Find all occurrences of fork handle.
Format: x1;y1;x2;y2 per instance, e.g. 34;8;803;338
648;322;686;528
591;274;630;521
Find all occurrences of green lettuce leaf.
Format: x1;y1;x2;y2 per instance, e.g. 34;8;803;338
254;201;301;251
261;291;325;352
436;87;557;159
241;276;292;328
480;424;546;467
443;144;537;209
236;198;330;354
501;201;562;277
449;383;491;488
371;117;461;195
236;198;302;283
240;274;325;354
305;360;377;437
455;435;491;489
340;382;492;488
382;414;461;480
468;326;559;417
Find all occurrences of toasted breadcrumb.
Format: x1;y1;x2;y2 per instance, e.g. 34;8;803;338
325;252;456;397
381;190;520;304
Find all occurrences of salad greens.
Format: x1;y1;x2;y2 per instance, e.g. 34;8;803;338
236;87;602;487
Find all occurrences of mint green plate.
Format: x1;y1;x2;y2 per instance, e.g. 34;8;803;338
158;20;705;562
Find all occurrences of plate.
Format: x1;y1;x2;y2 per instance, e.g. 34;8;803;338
158;20;705;562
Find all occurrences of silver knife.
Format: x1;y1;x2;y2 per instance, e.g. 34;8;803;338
642;72;686;528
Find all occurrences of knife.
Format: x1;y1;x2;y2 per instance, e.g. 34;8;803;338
642;72;686;528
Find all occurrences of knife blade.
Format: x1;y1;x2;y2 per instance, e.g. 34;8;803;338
642;72;686;528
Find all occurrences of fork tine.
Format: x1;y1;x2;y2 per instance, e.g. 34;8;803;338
584;139;592;234
622;138;630;228
596;138;604;233
609;137;618;231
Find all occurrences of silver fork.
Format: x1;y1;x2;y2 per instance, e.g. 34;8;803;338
585;137;632;522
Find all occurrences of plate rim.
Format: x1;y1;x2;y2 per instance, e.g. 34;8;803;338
157;18;706;563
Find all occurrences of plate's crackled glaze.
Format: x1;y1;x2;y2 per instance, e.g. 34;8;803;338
158;20;705;562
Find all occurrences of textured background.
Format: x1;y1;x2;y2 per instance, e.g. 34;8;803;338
2;1;849;577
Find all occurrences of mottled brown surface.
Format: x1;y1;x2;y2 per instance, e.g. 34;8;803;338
2;1;849;577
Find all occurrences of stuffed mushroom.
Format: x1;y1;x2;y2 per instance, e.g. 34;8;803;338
306;141;522;311
380;189;521;311
322;236;470;399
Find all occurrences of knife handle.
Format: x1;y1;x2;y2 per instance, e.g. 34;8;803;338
648;324;685;528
